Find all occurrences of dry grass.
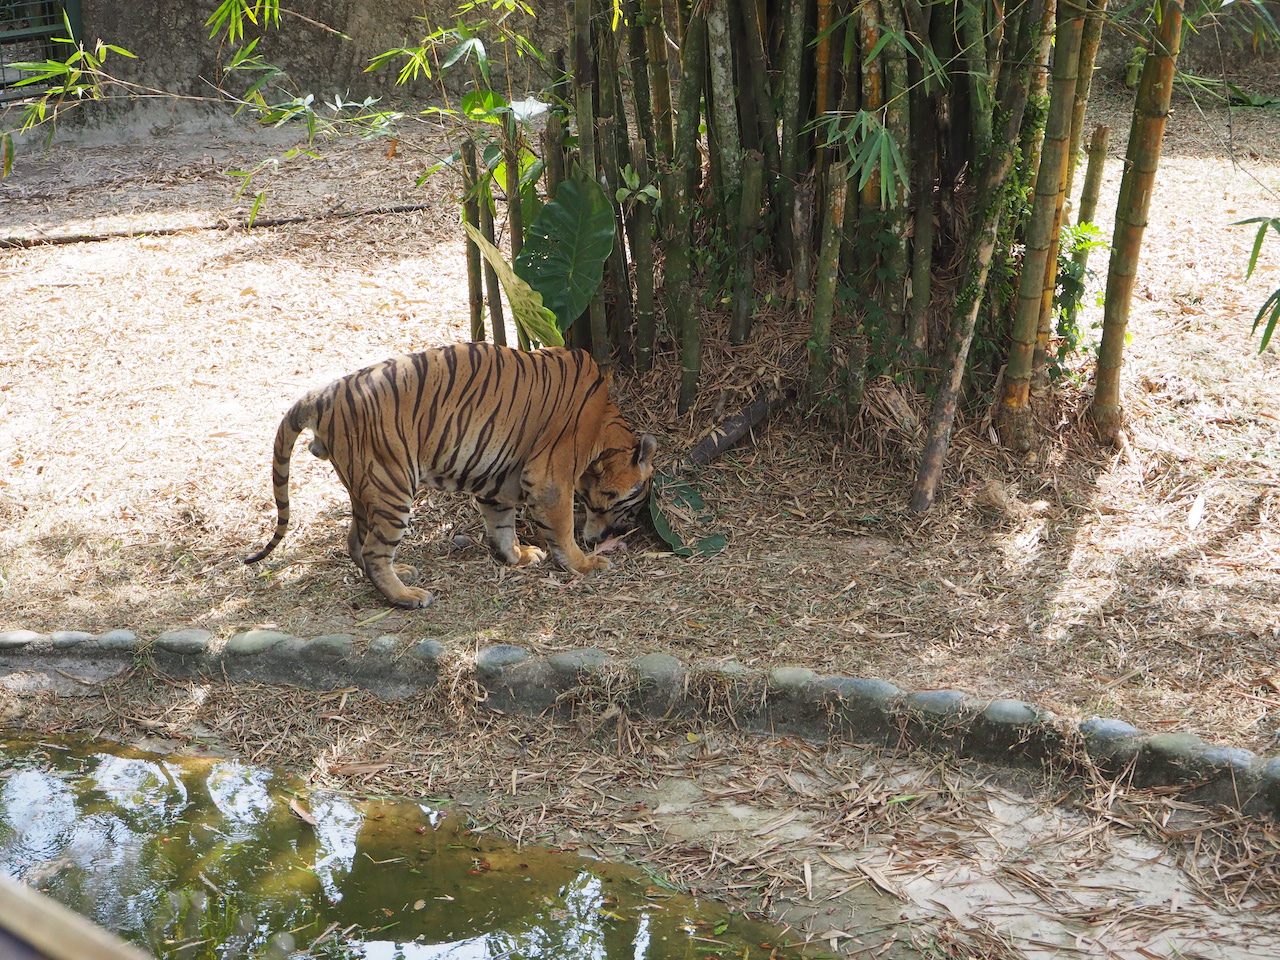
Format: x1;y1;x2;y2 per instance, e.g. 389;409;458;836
1;87;1278;753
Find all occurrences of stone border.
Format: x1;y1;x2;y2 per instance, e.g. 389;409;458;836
2;627;1276;818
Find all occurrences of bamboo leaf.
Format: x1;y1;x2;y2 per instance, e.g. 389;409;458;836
513;173;615;332
461;222;564;347
246;189;266;227
648;473;728;558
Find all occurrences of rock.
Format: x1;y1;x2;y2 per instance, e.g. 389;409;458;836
548;648;612;678
409;639;446;664
51;631;95;649
304;634;356;660
93;629;139;651
226;629;292;656
475;644;530;678
631;652;684;684
366;635;399;657
155;628;213;655
768;666;817;692
0;630;41;649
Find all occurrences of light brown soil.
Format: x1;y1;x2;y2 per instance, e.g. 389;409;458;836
1;87;1278;752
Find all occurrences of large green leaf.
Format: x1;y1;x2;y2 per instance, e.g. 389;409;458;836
514;173;615;332
648;472;728;558
461;222;564;347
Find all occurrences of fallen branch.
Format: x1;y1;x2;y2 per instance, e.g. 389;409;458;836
676;388;794;473
0;201;440;249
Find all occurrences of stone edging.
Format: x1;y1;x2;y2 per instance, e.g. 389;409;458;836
2;627;1276;819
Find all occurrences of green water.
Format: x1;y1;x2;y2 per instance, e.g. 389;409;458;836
0;734;803;960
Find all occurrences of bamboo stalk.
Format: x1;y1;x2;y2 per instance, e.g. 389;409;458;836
596;17;634;361
477;178;508;347
1072;123;1109;277
910;0;1047;513
667;8;708;413
814;0;836;174
880;0;911;340
629;138;657;371
705;0;741;207
1020;0;1057;198
731;149;766;345
809;159;849;396
503;126;530;350
642;0;674;167
960;0;993;164
624;0;656;164
777;0;808;264
543;114;565;197
573;0;609;366
859;2;885;211
906;91;936;355
738;0;781;233
1064;0;1109;199
998;0;1084;450
461;140;485;342
1091;0;1183;444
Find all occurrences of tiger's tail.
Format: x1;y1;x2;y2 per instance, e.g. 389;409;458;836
244;393;318;564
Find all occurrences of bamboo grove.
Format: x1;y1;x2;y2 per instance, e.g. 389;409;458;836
444;0;1203;509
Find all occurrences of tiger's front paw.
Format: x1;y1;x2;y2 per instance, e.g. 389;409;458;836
570;554;611;575
515;545;547;567
386;586;435;609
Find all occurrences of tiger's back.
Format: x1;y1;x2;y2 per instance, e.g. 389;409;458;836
246;342;656;609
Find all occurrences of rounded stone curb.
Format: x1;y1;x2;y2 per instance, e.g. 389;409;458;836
3;624;1277;819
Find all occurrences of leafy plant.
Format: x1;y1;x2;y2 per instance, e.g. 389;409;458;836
648;473;728;558
1052;221;1108;376
1236;216;1280;352
513;174;615;332
462;223;564;347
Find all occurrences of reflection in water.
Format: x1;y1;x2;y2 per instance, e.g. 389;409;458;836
0;736;801;959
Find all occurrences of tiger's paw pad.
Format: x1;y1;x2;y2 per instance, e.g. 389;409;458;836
389;587;434;609
515;545;547;567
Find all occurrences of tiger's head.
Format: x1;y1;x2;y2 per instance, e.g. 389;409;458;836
579;433;657;548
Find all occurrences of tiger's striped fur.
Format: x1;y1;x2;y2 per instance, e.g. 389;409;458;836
245;343;656;609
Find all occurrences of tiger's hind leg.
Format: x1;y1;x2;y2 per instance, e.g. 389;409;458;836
476;497;546;567
357;493;433;609
348;503;418;581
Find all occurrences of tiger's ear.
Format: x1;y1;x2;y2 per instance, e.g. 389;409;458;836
634;433;657;467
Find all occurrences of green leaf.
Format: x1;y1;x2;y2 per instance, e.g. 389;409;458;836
513;173;615;332
461;89;507;123
461;222;564;347
648;473;728;558
246;189;266;228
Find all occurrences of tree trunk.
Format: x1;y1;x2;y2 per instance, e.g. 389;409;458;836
809;160;849;396
909;0;1047;513
814;0;836;174
669;8;708;413
998;0;1084;451
1091;0;1183;444
738;0;781;236
461;140;485;342
959;0;993;165
624;0;655;165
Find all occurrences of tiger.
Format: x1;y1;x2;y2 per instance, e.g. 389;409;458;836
244;342;656;609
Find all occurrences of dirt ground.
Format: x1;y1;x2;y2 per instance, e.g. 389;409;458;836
1;84;1279;757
